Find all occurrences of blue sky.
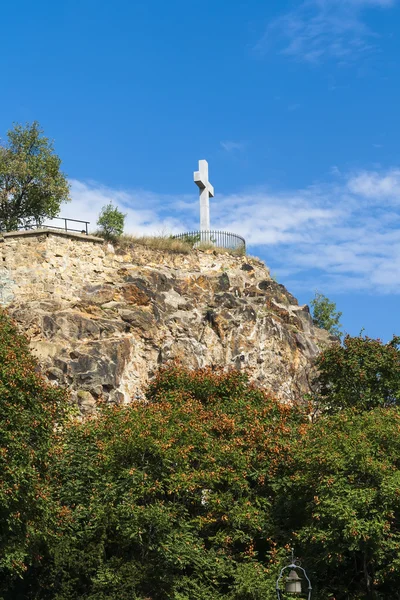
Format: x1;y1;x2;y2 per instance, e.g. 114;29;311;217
1;0;400;340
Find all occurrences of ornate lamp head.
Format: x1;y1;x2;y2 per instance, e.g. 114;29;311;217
285;569;302;594
276;549;312;599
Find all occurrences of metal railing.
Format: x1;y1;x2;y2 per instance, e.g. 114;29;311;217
173;230;246;252
18;217;90;235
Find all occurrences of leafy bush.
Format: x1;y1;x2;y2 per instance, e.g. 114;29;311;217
0;311;68;598
179;232;201;246
279;407;400;599
312;334;400;413
96;203;126;240
310;292;342;338
2;316;400;599
48;366;303;599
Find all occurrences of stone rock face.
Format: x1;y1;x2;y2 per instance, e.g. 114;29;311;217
0;231;334;412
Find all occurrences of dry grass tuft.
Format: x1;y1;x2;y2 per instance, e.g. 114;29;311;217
94;231;247;257
195;242;215;251
217;246;246;257
196;242;246;257
116;234;193;254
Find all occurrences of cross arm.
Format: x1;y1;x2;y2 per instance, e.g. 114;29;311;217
194;170;205;189
194;172;214;197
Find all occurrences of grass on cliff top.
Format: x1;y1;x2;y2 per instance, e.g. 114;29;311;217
195;241;246;256
95;232;246;256
93;231;191;253
117;234;193;253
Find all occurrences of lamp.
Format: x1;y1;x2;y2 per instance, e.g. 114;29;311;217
286;569;302;594
276;549;312;599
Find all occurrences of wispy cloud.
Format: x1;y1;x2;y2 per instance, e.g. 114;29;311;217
60;167;400;295
257;0;395;65
347;168;400;200
220;140;246;152
65;179;192;237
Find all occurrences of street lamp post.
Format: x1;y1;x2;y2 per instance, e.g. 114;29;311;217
276;549;312;599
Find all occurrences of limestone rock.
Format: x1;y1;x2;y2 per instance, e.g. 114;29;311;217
0;231;333;408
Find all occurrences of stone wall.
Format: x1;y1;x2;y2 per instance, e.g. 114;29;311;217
0;230;333;413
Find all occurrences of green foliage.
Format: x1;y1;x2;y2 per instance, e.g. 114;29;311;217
279;407;400;599
313;334;400;413
3;319;400;599
310;292;342;337
96;203;125;240
178;232;201;246
0;122;70;231
0;311;68;598
48;366;303;599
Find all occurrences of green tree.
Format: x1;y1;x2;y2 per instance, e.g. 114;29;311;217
312;334;400;413
0;311;68;599
48;366;303;599
277;407;400;599
310;292;342;338
96;202;125;240
0;122;70;232
1;332;399;599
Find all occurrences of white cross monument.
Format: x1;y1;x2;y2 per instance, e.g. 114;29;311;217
194;160;214;236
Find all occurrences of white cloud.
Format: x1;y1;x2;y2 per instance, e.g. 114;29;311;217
61;179;192;236
52;167;400;295
347;169;400;200
220;141;246;152
257;0;395;65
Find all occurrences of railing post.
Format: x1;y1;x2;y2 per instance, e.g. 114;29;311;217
65;219;68;232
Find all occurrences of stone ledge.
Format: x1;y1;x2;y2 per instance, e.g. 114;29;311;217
1;228;104;243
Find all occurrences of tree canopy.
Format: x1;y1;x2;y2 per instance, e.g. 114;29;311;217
280;407;400;599
310;292;342;338
0;311;68;599
1;321;400;599
48;366;302;600
0;122;70;232
312;334;400;413
96;202;125;240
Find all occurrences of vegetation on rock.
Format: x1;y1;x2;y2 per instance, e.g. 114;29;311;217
0;311;68;598
0;122;70;232
1;311;400;599
110;233;246;256
280;406;400;599
312;334;400;413
96;203;126;240
310;291;342;338
47;366;303;599
116;233;193;253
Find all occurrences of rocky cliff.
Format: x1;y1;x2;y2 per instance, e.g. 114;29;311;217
0;230;333;413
